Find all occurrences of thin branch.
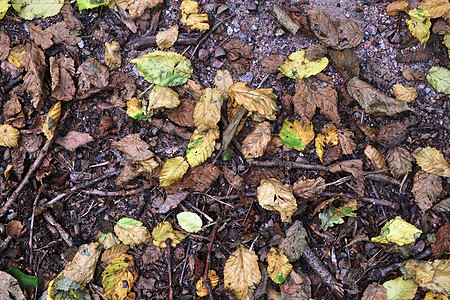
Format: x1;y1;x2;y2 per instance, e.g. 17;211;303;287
192;15;234;57
29;186;44;265
42;211;73;247
80;182;150;197
165;239;174;300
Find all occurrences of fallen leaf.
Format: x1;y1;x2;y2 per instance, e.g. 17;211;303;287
60;3;84;30
196;270;219;297
329;159;364;196
362;282;387;300
0;0;10;19
427;66;450;95
0;272;25;300
371;216;422;246
184;79;203;100
0;31;10;59
77;58;109;99
49;55;76;101
179;163;221;192
392;83;417;102
147;85;180;116
151;221;186;248
0;124;20;148
431;224;450;258
135;158;159;179
269;4;300;35
418;0;450;18
223;39;254;74
403;68;426;81
214;69;233;100
45;21;81;46
101;243;131;265
365;145;387;172
401;259;450;297
223;166;244;190
12;0;63;19
424;291;449;300
293;176;325;199
337;129;356;155
186;128;219;167
127;0;163;19
228;82;278;120
159;156;189;186
156;25;179;50
177;212;202;233
383;276;418;300
98;232;120;250
105;41;122;69
279;269;312;299
387;147;414;178
23;44;47;109
387;0;409;15
27;23;53;50
412;170;442;213
224;245;261;300
6;220;25;237
241;121;272;159
347;78;411;116
126;97;148;120
433;197;450;213
267;247;292;284
305;44;328;61
131;50;192;86
7;45;28;68
111;134;154;161
279;119;314;151
257;178;297;222
414;147;450;177
77;0;110;10
278;50;329;79
328;48;360;79
193;88;223;132
166;98;195;127
180;0;210;31
316;125;340;165
318;198;357;230
42;101;61;140
56;131;94;152
102;254;138;300
406;8;431;44
260;54;287;73
279;221;308;262
150;190;189;214
114;217;151;246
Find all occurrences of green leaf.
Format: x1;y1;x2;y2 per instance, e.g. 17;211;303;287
116;218;144;229
427;66;450;95
177;212;203;233
11;0;63;20
0;0;10;19
131;50;193;86
6;268;38;289
126;97;149;120
278;50;328;79
318;204;357;230
76;0;111;10
279;119;314;151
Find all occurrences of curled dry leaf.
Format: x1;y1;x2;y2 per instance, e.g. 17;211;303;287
305;44;328;61
224;245;261;300
280;269;312;299
387;147;413;178
7;45;28;68
151;221;186;248
159;156;189;186
362;282;387;300
186;128;219;167
316;125;340;165
293;176;325;199
279;119;314;151
196;270;219;297
257;178;297;222
401;259;450;297
156;25;179;50
0;124;20;148
347;78;410;116
111;134;154;161
406;9;431;45
412;170;442;213
6;220;25;237
414;147;450;177
364;145;387;172
371;216;422;246
180;0;210;31
193;88;223;132
241;121;271;159
267;247;292;284
114;217;151;246
102;254;138;300
337;129;356;155
105;41;122;69
23;44;48;109
42;101;61;140
77;58;109;99
386;0;409;16
269;4;300;35
56;131;94;152
214;69;233;100
417;0;450;18
392;83;417;102
50;55;76;101
329;159;364;196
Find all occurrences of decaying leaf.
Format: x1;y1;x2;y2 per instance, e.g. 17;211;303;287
98;232;120;250
267;247;292;284
401;259;450;297
147;85;180;116
305;44;328;61
159;156;189;186
279;119;314;151
177;212;202;233
27;23;53;50
126;0;163;19
224;245;261;300
315;125;340;165
166;98;195;127
317;197;357;230
269;4;300;35
114;217;151;246
403;68;426;81
156;25;179;50
386;0;409;16
241;121;271;159
180;0;210;31
105;41;122;69
392;83;417;102
371;216;422;246
424;291;449;300
223;166;244;190
178;163;221;192
328;48;360;79
279;50;328;79
337;129;356;155
11;0;63;19
131;50;192;86
279;269;312;299
329;159;364;195
7;45;28;68
260;54;287;73
383;276;418;300
151;221;186;248
111;134;154;161
42;101;61;140
23;44;48;109
228;82;278;120
186;128;219;167
257;178;297;222
135;158;159;179
193;88;223;132
412;170;443;213
55;131;94;152
414;147;450;177
102;254;138;300
49;55;76;101
77;58;109;99
214;69;233;100
0;124;20;148
222;38;254;74
0;271;25;300
406;9;432;44
293;176;325;199
364;145;387;172
418;0;450;18
126;97;148;120
196;270;219;297
362;282;387;300
45;21;81;46
387;147;414;178
347;78;411;116
432;224;450;258
279;221;308;262
427;66;450;95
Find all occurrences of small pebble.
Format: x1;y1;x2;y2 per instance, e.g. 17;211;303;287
251;24;257;31
212;60;224;68
214;47;226;58
247;2;257;11
227;26;233;35
424;87;431;94
198;48;209;61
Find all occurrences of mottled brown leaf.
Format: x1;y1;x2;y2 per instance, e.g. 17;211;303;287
293;176;325;199
3;97;22;117
46;22;81;46
241;121;271;159
364;145;387;172
305;44;328;61
362;283;387;300
60;3;84;31
111;134;154;161
0;31;10;61
6;220;25;237
337;129;356;155
23;45;48;109
104;41;122;69
279;220;308;262
431;224;450;258
402;68;426;81
180;163;221;192
115;163;139;187
260;54;287;73
412;170;442;213
50;55;76;101
387;147;413;178
166;98;195;127
77;58;109;99
329;159;364;196
222;166;244;190
27;23;53;50
56;131;94;152
156;25;179;50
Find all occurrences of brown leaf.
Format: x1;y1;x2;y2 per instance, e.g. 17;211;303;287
156;25;179;50
166;98;195;127
396;48;430;63
431;224;450;258
364;145;387;173
99;116;116;136
151;190;189;214
180;163;221;192
46;22;81;46
337;129;356;155
412;170;442;213
245;167;286;188
104;41;122;69
223;38;254;74
110;82;136;108
328;49;360;79
279;269;312;299
376;120;408;148
279;221;308;262
265;135;283;156
417;0;450;18
386;0;409;16
293;177;325;199
3;97;22;117
27;23;53;50
305;44;328;61
362;283;387;300
127;0;163;18
432;18;450;34
402;68;426;81
260;54;287;73
0;272;26;300
60;3;84;31
101;244;130;264
142;244;164;265
222;166;244;190
77;58;109;99
111;134;154;161
281;93;293;115
6;220;25;237
50;55;76;101
23;44;48;109
0;31;10;61
242;121;272;159
115;163;140;187
329;159;364;196
387;147;413;178
56;131;94;152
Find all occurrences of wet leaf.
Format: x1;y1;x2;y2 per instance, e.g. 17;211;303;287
267;247;292;284
131;50;193;86
418;0;450;18
12;0;63;19
186;128;219;167
392;83;417;102
383;276;418;300
178;163;221;192
23;44;48;109
386;0;409;16
147;85;180;116
228;82;278;120
337;129;356;155
126;97;148;120
401;259;450;297
0;271;25;300
177;212;202;233
0;124;20;148
279;50;328;79
371;216;422;246
412;170;442;213
347;78;410;116
55;131;94;152
387;147;414;178
77;0;110;10
151;221;186;248
27;23;53;49
193;88;223;132
0;0;10;19
279;220;308;262
214;69;233;100
257;178;297;222
318;198;357;230
427;66;450;95
224;245;261;300
431;224;450;258
114;218;151;246
406;9;431;45
102;254;138;300
105;41;121;69
328;48;360;79
241;121;272;159
362;282;387;300
180;0;210;31
166;98;195;127
279;119;314;151
196;270;219;297
50;55;76;101
414;147;450;177
111;134;154;161
315;125;340;165
156;25;179;50
42;101;61;140
77;58;109;99
365;145;387;172
293;176;325;199
160;156;189;186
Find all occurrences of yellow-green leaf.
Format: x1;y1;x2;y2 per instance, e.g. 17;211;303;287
257;178;297;223
114;217;151;246
159;156;189;186
151;221;186;248
0;0;10;19
406;8;431;45
0;124;20;148
180;0;210;31
383;276;418;300
176;212;202;233
279;119;314;151
318;198;357;230
278;50;329;79
193;88;223;132
126;97;148;120
414;147;450;177
147;85;180;115
12;0;63;20
42;101;61;140
131;50;192;86
77;0;110;10
371;216;422;246
186;128;219;167
427;66;450;95
267;247;292;284
102;254;138;300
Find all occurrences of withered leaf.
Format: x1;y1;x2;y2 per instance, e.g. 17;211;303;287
402;68;426;81
414;147;450;177
386;0;409;16
269;4;300;35
46;21;81;46
364;145;387;172
23;44;47;109
223;38;254;74
56;131;94;152
6;220;25;237
128;0;163;19
213;69;233;100
257;178;297;222
42;101;61;140
431;224;450;258
329;159;364;196
111;134;154;161
260;54;287;73
386;147;413;178
3;97;22;117
377;120;408;148
241;121;271;159
279;220;308;262
166;98;195;127
305;44;328;61
222;166;244;190
77;58;109;99
337;129;356;155
27;23;53;50
293;176;325;199
180;0;210;31
362;283;387;300
392;83;417;102
401;259;450;297
417;0;450;18
104;41;122;69
180;163;221;192
193;88;223;132
412;170;442;213
0;31;10;61
316;125;340;165
156;25;179;50
115;163;139;187
50;55;76;101
328;49;360;79
60;3;84;31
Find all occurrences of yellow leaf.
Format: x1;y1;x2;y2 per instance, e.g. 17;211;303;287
126;0;163;19
406;8;431;45
43;101;61;140
278;50;329;79
228;82;278;120
257;178;297;222
267;247;292;284
4;164;12;179
147;85;180;116
413;147;450;177
99;232;120;250
151;221;186;248
224;245;261;299
180;0;210;31
214;69;233;100
383;276;418;300
241;121;272;158
135;158;159;178
315;125;339;165
156;25;179;50
424;291;449;300
0;0;10;19
371;216;422;246
7;45;28;68
177;212;202;233
159;156;189;186
0;124;20;148
392;83;417;102
186;128;219;167
114;217;151;246
193;88;223;132
104;41;121;69
386;0;409;16
102;254;138;300
279;119;315;151
418;0;450;18
401;259;450;297
364;145;387;172
196;270;219;297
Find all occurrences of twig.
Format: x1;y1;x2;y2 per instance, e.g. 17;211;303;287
42;211;73;247
80;182;150;197
192;15;234;57
148;118;192;140
179;241;191;286
203;218;220;300
320;192;399;209
132;34;201;50
165;239;174;300
137;187;156;217
29;186;44;266
222;106;248;152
